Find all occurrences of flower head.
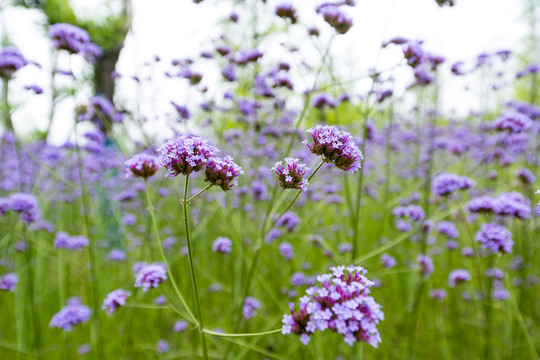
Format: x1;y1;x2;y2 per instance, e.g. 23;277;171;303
50;298;91;331
204;156;243;191
158;135;219;178
0;273;19;292
124;154;159;179
54;232;89;250
242;296;261;319
282;265;383;348
0;46;27;79
8;193;41;224
432;173;475;196
212;237;232;254
134;263;167;291
102;289;131;315
475;223;513;254
448;269;471;287
305;125;363;173
493;111;531;133
49;23;90;54
272;158;309;191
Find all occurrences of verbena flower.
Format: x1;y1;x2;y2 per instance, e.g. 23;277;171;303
275;211;300;232
0;273;18;292
54;232;89;250
305;125;363;173
50;297;91;331
474;223;513;254
436;221;459;239
157;135;219;178
493;111;531;133
7;193;41;224
467;195;497;214
516;167;536;185
102;289;131;315
494;192;531;219
204;156;243;191
272;158;309;191
417;255;434;276
317;5;353;34
278;242;294;260
282;265;384;347
212;237;232;254
134;263;167;291
275;3;298;23
242;296;261;319
124;154;159;179
0;46;27;79
432;173;475;196
49;23;91;54
174;320;189;332
430;289;447;301
380;253;397;269
448;269;471;287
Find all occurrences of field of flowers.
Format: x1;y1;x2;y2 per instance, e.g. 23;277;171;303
1;0;540;359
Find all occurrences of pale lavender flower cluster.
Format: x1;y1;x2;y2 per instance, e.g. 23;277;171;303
54;232;89;250
474;223;514;254
430;289;447;301
102;289;131;315
316;3;354;35
124;154;159;179
0;273;18;292
204;156;243;191
174;320;189;332
242;296;261;319
0;46;27;79
305;125;363;173
448;269;471;287
272;158;310;191
275;211;300;232
134;263;167;291
49;23;101;62
212;237;232;254
417;255;434;276
380;253;397;269
392;205;426;222
157;135;219;178
275;3;298;23
436;221;459;239
492;111;531;133
469;192;531;219
282;265;384;347
516;167;536;185
50;297;91;331
4;193;41;224
432;173;475;196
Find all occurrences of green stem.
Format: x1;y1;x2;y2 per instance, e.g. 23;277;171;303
143;180;197;325
203;328;282;338
182;184;213;204
182;175;208;360
2;78;14;132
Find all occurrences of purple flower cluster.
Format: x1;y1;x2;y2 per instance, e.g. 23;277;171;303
272;158;309;191
436;221;459;239
380;253;397;269
492;111;531;133
417;255;434;276
242;296;261;319
50;297;91;331
275;211;300;232
282;265;384;347
204;156;243;191
49;23;101;62
448;269;471;287
316;4;354;35
432;173;475;196
515;167;536;185
54;232;89;250
474;223;513;254
392;205;426;222
212;237;232;254
157;135;219;178
3;193;41;224
0;46;27;79
124;154;159;179
0;273;18;292
102;289;131;315
469;192;531;219
305;125;363;173
275;3;298;23
134;263;167;291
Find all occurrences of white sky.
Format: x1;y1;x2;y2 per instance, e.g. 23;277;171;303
0;0;530;143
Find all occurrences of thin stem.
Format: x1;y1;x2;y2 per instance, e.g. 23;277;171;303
203;328;282;338
182;184;213;204
2;78;14;132
143;180;197;325
182;175;208;360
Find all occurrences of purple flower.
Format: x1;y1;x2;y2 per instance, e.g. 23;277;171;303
275;211;300;232
437;221;459;239
0;46;27;79
282;265;383;348
516;167;536;185
317;5;353;34
49;23;91;54
54;232;89;250
495;192;531;219
174;320;189;332
8;193;41;224
380;253;397;268
395;219;412;232
430;289;447;301
102;289;131;315
204;156;243;191
272;158;309;191
290;272;306;287
448;269;471;287
156;340;169;353
493;111;531;133
242;296;261;319
266;228;282;243
305;125;363;173
212;237;232;254
134;263;167;291
475;223;513;254
50;298;91;331
467;196;497;214
275;3;298;23
0;273;18;292
234;49;263;65
338;242;353;253
417;255;434;276
158;135;219;178
78;344;91;355
108;249;126;262
432;173;475;196
171;102;191;120
279;242;295;260
124;154;159;179
311;93;338;109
